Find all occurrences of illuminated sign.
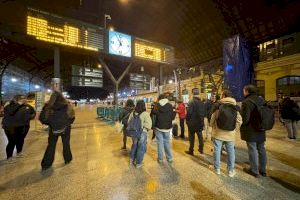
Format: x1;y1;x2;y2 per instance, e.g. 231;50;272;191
134;39;174;63
71;65;103;88
27;9;104;51
135;42;163;62
109;31;132;57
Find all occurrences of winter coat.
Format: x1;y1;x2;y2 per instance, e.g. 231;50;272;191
119;106;134;127
128;111;152;133
152;98;176;132
210;97;243;142
176;103;186;119
280;99;300;121
186;97;205;131
240;94;266;143
2;101;36;129
39;101;75;131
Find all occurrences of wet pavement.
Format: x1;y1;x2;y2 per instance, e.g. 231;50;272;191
0;105;299;200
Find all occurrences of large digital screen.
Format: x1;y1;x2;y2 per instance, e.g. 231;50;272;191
109;31;132;57
27;8;104;51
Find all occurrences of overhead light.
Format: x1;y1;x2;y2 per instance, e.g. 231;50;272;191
35;85;40;89
11;78;17;82
47;89;52;93
168;80;173;84
109;27;114;31
97;64;102;68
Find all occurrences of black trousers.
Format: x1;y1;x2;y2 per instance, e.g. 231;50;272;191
41;126;72;168
4;126;28;159
188;128;204;153
179;119;185;138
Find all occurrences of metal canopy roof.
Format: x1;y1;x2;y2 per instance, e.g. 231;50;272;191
1;0;300;86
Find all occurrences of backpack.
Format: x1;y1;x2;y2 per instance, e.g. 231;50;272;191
216;104;237;131
249;99;275;131
126;112;143;137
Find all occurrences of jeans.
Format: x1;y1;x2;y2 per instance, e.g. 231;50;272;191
41;126;72;168
155;130;172;161
283;119;298;139
130;132;147;165
246;142;267;175
4;126;27;159
213;139;235;172
179;119;185;138
188;128;204;153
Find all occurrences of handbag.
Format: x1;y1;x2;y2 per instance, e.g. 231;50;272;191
114;121;124;134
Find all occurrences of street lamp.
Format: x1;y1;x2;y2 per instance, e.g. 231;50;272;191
104;14;111;29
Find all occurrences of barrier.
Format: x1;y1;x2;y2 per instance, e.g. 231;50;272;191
97;106;123;121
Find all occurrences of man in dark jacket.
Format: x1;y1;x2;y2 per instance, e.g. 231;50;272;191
240;85;267;178
119;99;135;149
152;94;176;163
185;89;206;156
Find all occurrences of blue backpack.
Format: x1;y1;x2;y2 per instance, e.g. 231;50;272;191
126;112;143;138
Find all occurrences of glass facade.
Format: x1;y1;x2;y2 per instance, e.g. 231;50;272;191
2;65;44;102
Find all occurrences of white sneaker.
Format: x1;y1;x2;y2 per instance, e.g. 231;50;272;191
215;169;221;175
6;158;17;164
228;170;236;177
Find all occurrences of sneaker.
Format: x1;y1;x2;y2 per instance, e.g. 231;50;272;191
243;168;259;178
167;159;173;163
228;170;236;177
6;157;17;164
16;153;24;158
215;168;221;175
121;146;126;150
41;166;51;171
129;159;134;165
185;151;194;156
157;159;163;164
136;163;143;168
259;171;267;177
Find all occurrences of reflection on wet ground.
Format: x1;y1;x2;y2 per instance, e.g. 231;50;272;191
0;105;299;200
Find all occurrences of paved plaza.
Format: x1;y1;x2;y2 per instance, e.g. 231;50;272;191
0;105;299;200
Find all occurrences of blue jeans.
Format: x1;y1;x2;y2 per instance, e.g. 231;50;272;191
130;132;147;165
246;142;267;175
213;139;235;172
155;130;172;161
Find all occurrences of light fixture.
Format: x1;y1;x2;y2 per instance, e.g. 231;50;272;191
168;80;173;84
47;89;52;93
35;85;40;89
109;27;114;31
97;64;102;68
11;78;17;82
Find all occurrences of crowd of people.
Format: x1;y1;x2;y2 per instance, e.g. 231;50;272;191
0;84;299;177
119;84;299;178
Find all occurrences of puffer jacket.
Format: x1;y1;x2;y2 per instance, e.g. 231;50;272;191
176;103;186;119
2;101;35;129
240;94;266;142
210;97;243;142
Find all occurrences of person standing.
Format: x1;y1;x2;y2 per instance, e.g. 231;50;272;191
240;85;268;178
280;97;299;139
210;90;242;177
185;89;206;156
152;94;176;163
119;99;135;149
39;91;75;171
127;100;152;168
176;99;186;139
2;95;35;162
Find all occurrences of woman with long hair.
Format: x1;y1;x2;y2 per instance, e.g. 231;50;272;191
128;100;152;168
119;99;135;149
39;91;75;170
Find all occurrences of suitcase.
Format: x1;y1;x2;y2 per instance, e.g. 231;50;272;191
172;123;178;137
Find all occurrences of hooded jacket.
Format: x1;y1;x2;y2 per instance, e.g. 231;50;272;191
240;94;266;142
176;103;186;119
210;97;243;142
152;98;176;132
2;101;36;129
39;101;75;131
119;106;134;127
186;97;205;131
